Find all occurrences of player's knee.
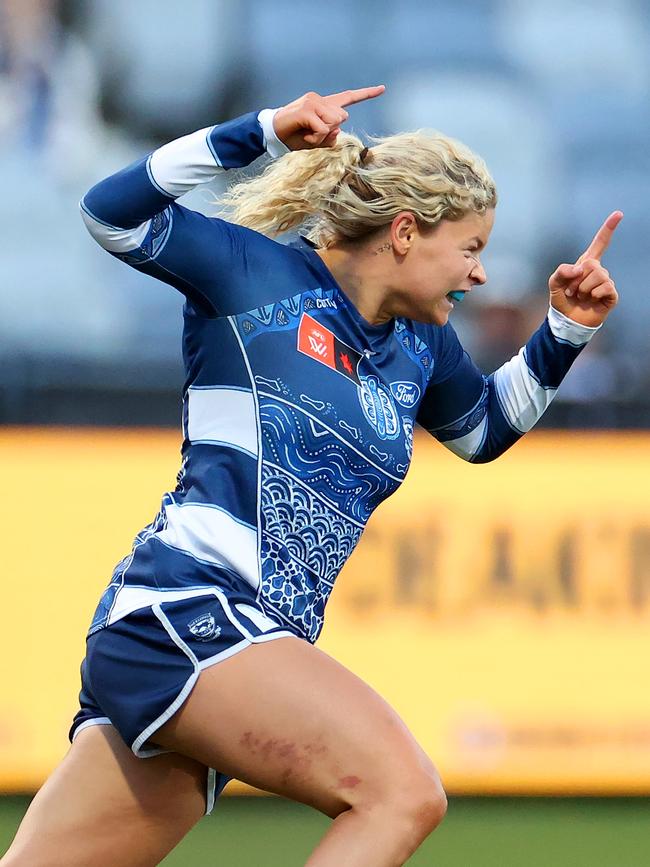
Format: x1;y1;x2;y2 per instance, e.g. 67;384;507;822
397;771;448;836
354;770;446;859
375;775;446;863
322;759;447;861
354;767;447;834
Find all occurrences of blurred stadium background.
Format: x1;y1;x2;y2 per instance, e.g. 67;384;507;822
2;0;650;863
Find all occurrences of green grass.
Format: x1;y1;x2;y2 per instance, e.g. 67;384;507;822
2;796;649;865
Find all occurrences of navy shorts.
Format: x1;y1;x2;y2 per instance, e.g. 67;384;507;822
70;586;300;812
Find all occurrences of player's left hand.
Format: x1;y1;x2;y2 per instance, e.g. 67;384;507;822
548;211;623;328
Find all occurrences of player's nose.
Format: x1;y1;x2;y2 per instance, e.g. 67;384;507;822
472;261;487;285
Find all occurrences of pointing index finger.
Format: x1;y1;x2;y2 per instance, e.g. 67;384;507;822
577;210;624;263
324;85;386;108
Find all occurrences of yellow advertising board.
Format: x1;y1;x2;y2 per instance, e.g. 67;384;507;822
1;427;649;794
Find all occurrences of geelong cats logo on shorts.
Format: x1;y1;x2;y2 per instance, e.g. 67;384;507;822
188;612;222;642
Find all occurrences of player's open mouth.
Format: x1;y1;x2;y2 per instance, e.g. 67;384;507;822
446;291;467;303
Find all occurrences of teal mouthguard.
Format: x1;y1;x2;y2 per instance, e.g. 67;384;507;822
447;291;465;302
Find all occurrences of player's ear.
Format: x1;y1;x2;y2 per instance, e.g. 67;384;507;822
391;212;417;255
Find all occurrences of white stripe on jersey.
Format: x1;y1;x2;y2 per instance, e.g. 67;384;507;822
235;602;285;632
79;206;151;253
443;413;488;460
257;108;291;159
547;304;601;347
494;346;556;434
107;585;228;626
80;109;286;258
149;127;223;197
155;501;260;588
442;306;602;453
187;385;258;455
493;308;600;434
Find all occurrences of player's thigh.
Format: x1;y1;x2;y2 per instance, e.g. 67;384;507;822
1;725;207;867
156;635;443;818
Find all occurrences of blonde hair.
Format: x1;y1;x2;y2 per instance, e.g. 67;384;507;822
220;129;497;247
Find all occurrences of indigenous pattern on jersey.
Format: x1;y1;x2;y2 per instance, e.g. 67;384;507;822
81;109;601;642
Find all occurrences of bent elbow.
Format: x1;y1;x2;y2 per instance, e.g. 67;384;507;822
79;194;151;254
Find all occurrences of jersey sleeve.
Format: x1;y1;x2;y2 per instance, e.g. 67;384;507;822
79;109;290;316
416;307;602;463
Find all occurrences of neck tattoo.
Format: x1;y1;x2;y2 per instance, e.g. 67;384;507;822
372;242;392;256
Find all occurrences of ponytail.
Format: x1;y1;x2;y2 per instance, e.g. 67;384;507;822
220;129;497;247
219;132;366;238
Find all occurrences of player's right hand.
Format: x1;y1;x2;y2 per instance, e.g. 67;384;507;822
273;86;385;151
548;211;623;328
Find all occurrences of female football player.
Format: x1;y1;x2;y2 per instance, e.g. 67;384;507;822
2;84;621;866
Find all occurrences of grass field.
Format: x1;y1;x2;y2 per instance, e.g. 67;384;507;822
1;795;649;865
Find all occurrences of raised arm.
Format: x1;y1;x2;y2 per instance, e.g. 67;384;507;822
79;111;290;315
80;86;385;316
418;212;623;462
417;308;601;462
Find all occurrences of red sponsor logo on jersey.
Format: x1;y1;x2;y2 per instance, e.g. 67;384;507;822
297;313;362;385
298;313;336;368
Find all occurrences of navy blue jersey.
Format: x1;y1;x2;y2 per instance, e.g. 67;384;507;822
81;109;601;642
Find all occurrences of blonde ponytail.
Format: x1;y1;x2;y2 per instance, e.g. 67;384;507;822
220;129;497;247
220;132;366;238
